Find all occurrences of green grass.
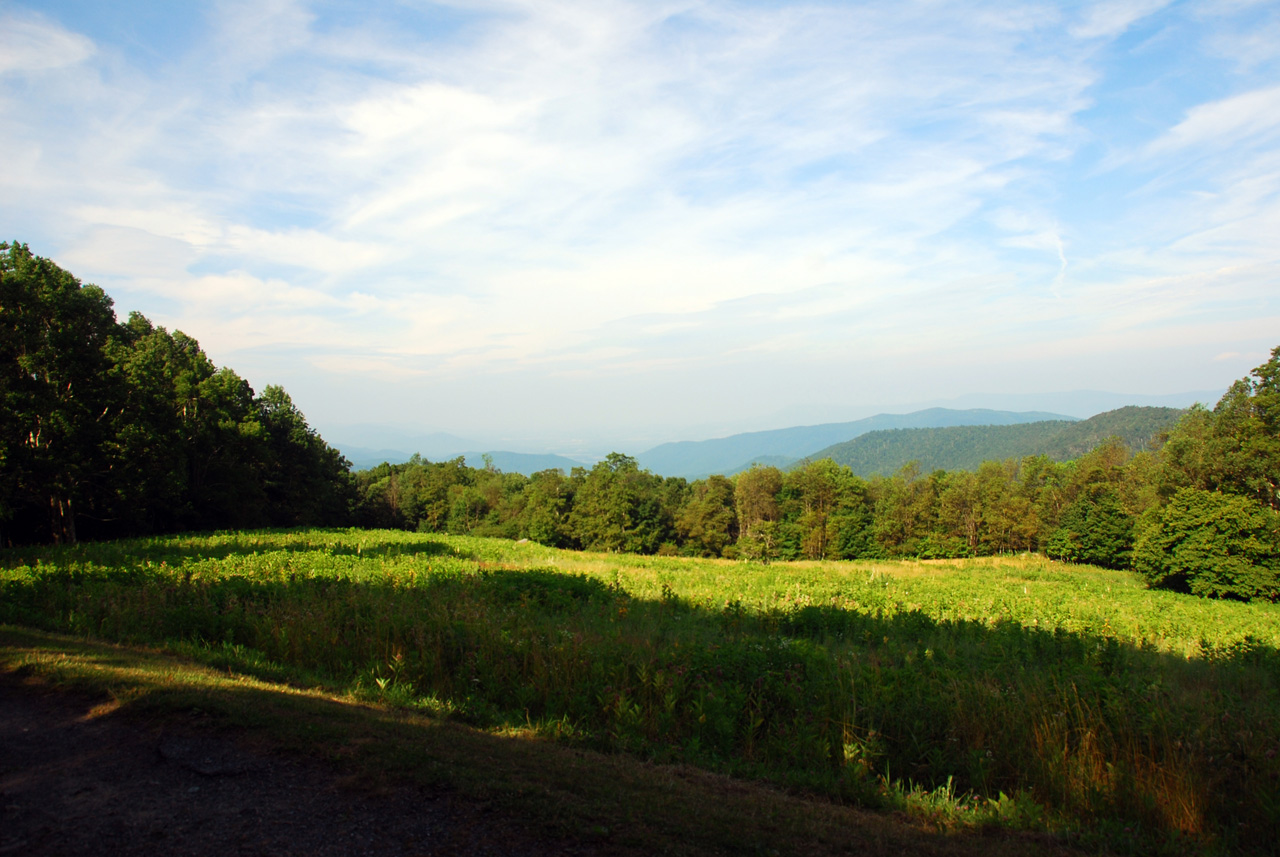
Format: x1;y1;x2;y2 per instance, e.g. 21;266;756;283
3;528;1278;854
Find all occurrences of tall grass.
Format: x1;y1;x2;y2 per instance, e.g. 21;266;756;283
3;528;1277;851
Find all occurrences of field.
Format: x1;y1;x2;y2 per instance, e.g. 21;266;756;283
2;529;1278;854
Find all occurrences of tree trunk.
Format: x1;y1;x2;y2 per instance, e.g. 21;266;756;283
50;495;77;544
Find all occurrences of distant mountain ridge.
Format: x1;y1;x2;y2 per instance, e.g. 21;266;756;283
460;451;585;476
635;408;1076;478
806;406;1184;477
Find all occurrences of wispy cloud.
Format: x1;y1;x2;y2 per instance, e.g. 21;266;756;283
1070;0;1172;39
0;11;94;72
1146;85;1280;154
1;0;1276;442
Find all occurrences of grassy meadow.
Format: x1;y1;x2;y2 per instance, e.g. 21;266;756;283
2;528;1278;854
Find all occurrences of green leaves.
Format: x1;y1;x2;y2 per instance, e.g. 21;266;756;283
1045;488;1134;570
1;242;120;542
0;245;352;543
1134;488;1280;601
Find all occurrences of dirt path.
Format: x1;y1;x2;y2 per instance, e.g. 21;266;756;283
0;673;599;857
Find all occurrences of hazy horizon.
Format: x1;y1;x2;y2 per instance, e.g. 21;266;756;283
321;386;1225;461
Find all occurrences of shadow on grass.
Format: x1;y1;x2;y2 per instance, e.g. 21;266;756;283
1;558;1278;852
0;626;1075;857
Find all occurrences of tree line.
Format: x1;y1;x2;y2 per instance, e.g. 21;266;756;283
3;244;1277;600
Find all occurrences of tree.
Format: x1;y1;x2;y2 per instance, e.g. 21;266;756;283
783;459;866;560
1158;348;1280;511
521;468;576;547
1;244;356;543
101;314;222;533
0;243;121;543
869;462;941;557
676;475;737;557
1045;487;1134;569
1133;488;1279;601
1018;454;1071;547
407;457;473;532
980;459;1039;554
937;470;981;554
734;465;782;561
570;453;674;554
1205;349;1280;510
258;385;354;527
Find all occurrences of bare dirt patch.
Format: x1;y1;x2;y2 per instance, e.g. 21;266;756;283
0;671;598;857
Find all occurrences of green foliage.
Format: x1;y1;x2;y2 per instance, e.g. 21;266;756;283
734;465;783;561
811;407;1182;478
0;244;352;544
521;468;576;547
1133;488;1280;601
1;242;120;543
9;242;1280;613
674;474;736;557
258;385;355;527
336;343;1278;607
818;422;1071;477
779;459;869;560
1159;349;1280;512
1045;488;1134;569
1035;406;1184;460
569;453;680;554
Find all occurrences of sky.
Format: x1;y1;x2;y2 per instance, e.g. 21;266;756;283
2;0;1278;455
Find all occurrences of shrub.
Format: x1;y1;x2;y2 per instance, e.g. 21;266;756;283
1045;488;1133;569
1133;488;1280;601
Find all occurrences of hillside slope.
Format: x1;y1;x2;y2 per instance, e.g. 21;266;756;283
807;406;1183;476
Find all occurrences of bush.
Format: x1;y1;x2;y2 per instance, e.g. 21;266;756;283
1133;488;1280;601
1044;488;1133;569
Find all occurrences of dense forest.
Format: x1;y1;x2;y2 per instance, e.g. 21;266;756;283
3;244;1278;600
809;406;1181;476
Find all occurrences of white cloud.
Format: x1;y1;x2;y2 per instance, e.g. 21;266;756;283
1147;85;1280;154
208;0;314;75
1070;0;1172;39
0;12;94;73
58;226;197;281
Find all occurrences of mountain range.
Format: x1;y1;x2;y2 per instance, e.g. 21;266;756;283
332;405;1192;479
633;408;1074;478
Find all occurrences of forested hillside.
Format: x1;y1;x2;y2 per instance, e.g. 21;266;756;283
3;246;1277;601
810;406;1183;476
1036;405;1183;458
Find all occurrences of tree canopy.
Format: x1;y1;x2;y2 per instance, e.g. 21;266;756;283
0;243;353;545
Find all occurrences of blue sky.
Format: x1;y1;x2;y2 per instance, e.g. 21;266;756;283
2;0;1278;454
